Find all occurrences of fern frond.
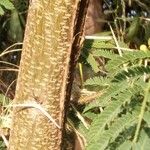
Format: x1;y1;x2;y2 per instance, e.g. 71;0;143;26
117;140;132;150
84;76;110;87
92;49;117;59
108;126;134;150
108;113;137;143
82;36;150;150
86;53;99;73
97;81;129;106
143;111;150;127
106;51;150;73
132;129;150;150
84;39;115;49
86;112;138;150
86;90;134;145
133;82;150;143
84;81;129;112
113;65;150;82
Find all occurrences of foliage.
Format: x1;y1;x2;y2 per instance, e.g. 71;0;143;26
73;1;150;149
0;0;150;149
0;0;28;100
0;94;11;149
77;37;150;149
0;0;14;15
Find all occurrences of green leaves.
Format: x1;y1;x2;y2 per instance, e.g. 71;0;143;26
86;53;100;73
106;50;150;74
87;112;138;150
143;111;150;127
0;0;14;15
126;18;140;42
132;130;150;150
85;76;110;87
8;9;23;42
80;38;150;149
86;89;137;149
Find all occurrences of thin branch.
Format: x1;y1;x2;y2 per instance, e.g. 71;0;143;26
7;103;61;129
0;49;22;57
2;43;22;54
71;104;89;129
109;23;122;56
0;61;19;68
133;83;150;143
0;68;18;72
0;131;9;148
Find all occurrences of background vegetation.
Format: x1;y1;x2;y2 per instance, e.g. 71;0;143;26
0;0;150;149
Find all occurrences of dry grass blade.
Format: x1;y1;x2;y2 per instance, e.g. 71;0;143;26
7;103;61;129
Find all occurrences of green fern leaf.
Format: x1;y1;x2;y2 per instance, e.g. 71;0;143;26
86;112;138;150
86;90;134;145
86;136;109;150
132;129;150;150
97;81;129;106
108;113;138;143
106;51;150;73
143;111;150;127
84;81;129;112
87;53;99;73
83;102;101;113
84;39;115;49
113;66;150;82
92;49;118;59
84;76;110;87
117;140;132;150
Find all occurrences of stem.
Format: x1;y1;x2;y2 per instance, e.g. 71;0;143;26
8;103;61;129
143;59;148;82
133;83;150;143
109;23;122;57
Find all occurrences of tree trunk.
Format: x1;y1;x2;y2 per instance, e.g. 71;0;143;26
85;0;104;35
8;0;89;149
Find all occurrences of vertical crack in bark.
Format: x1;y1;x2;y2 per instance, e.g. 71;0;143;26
9;0;89;150
65;0;90;126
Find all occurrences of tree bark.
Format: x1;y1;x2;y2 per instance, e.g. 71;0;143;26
8;0;89;149
85;0;104;35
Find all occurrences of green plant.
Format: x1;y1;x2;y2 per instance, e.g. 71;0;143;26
0;0;14;15
77;38;150;150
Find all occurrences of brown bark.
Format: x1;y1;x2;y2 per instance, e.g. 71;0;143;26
85;0;104;35
9;1;89;150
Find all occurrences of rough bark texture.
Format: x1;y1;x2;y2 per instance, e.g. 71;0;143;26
9;0;89;149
